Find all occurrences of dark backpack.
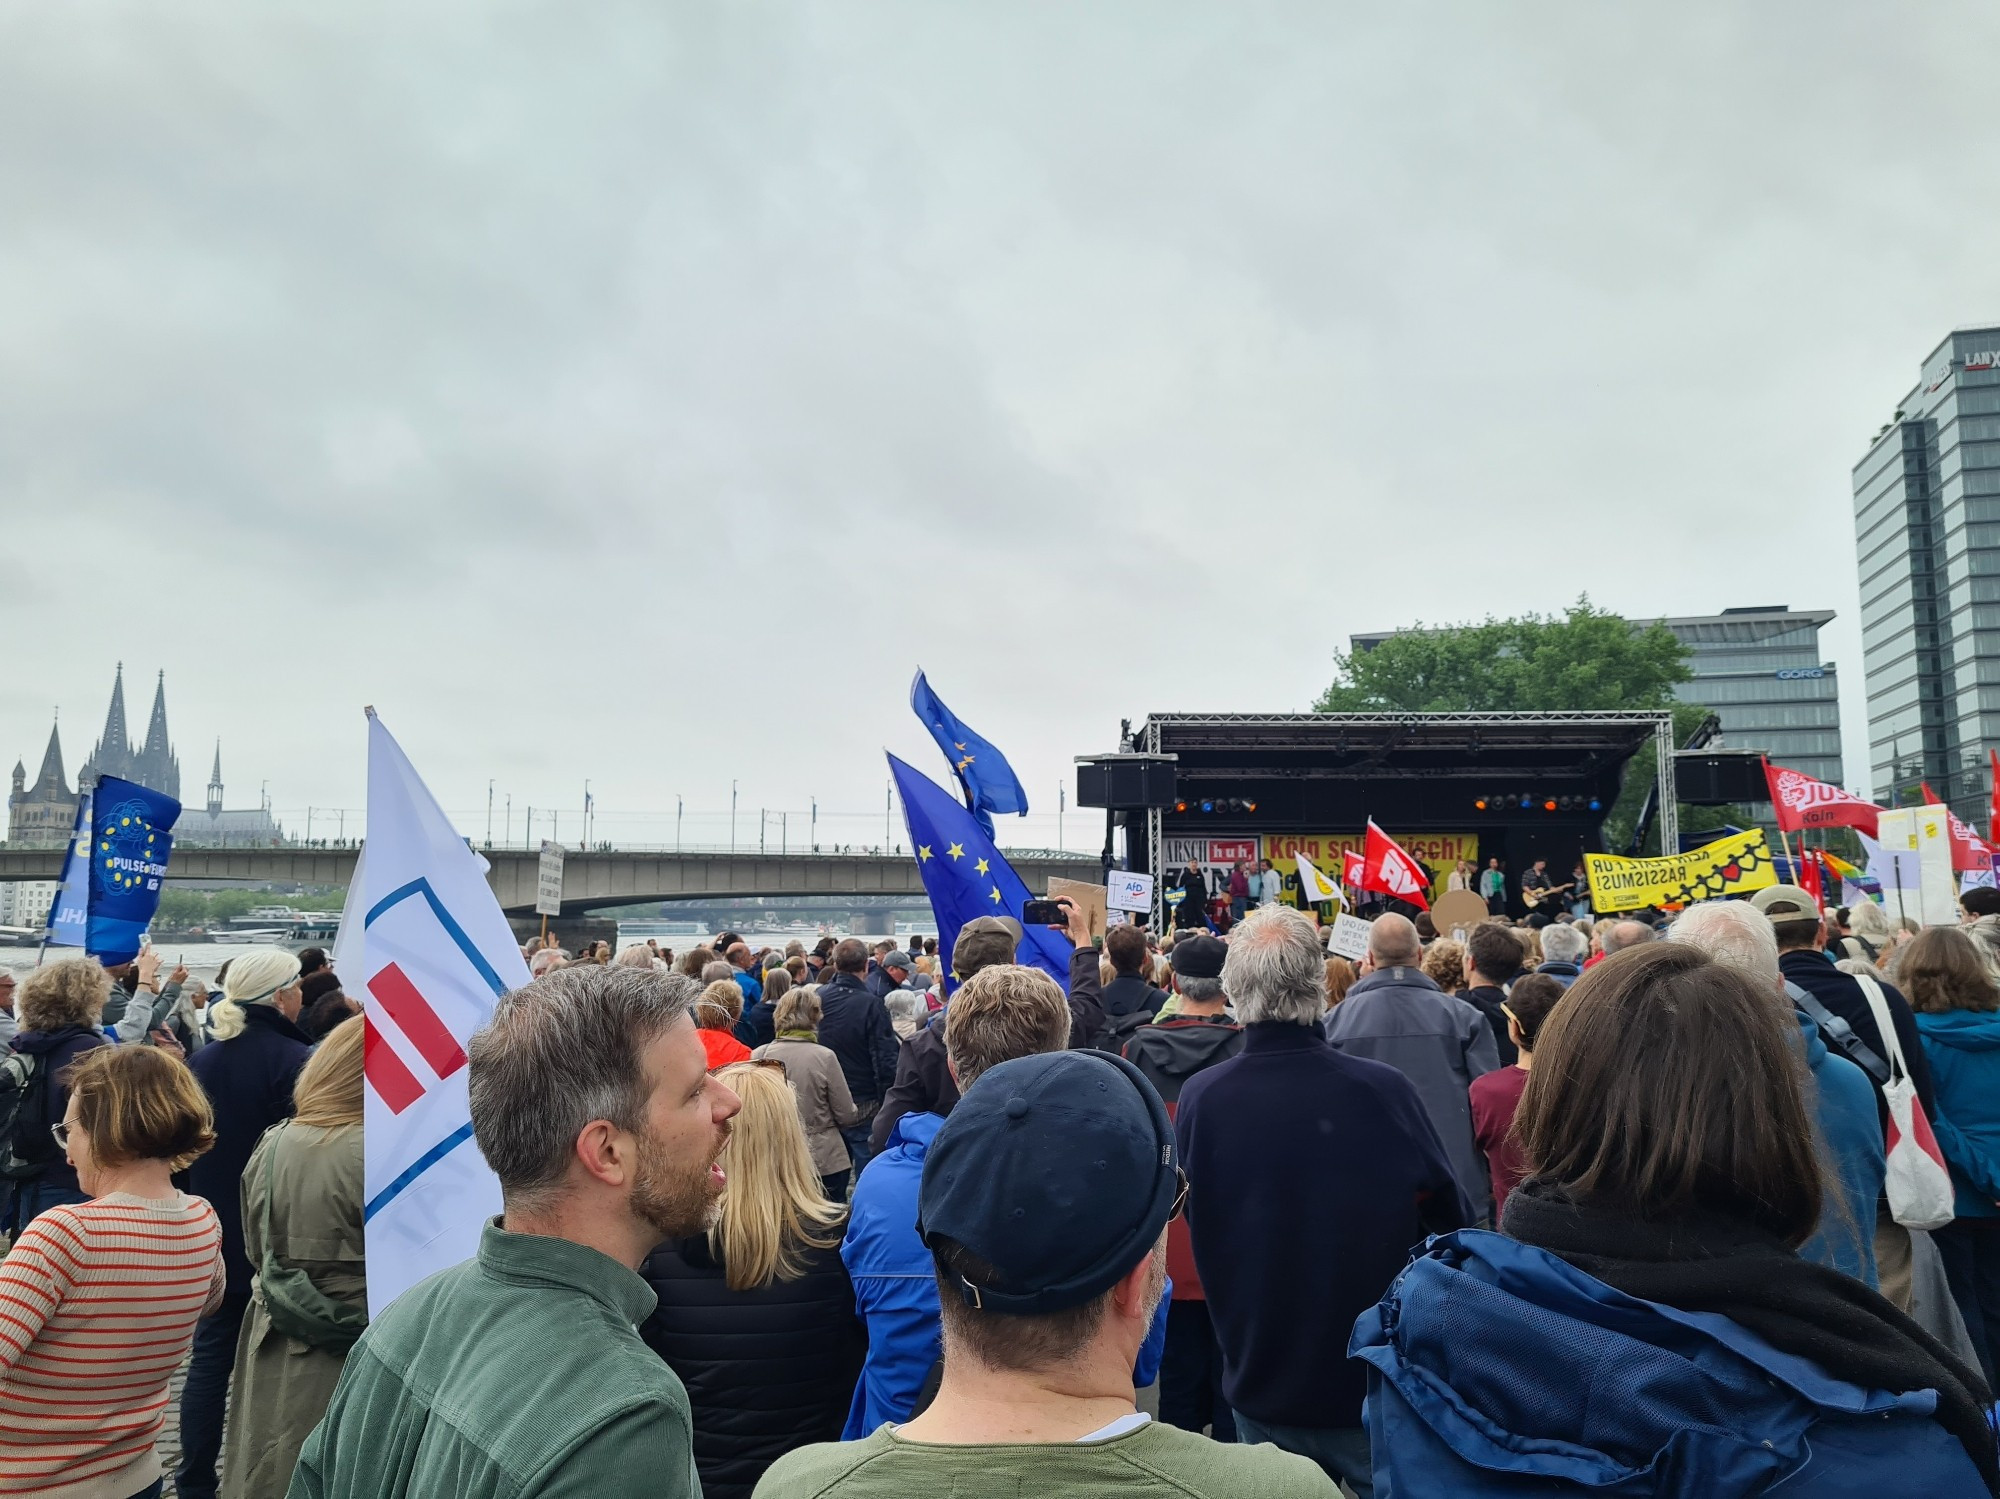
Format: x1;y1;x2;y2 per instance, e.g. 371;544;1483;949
1099;1009;1153;1053
0;1051;54;1180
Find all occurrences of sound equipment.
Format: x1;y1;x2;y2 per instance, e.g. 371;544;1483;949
1076;755;1179;811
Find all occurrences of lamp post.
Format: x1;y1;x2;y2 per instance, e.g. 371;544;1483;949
486;780;494;847
731;781;738;855
676;795;683;853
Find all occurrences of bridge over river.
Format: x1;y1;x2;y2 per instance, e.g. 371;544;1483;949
0;845;1103;919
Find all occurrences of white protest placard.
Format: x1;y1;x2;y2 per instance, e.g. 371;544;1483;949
1327;913;1372;961
535;840;566;917
1107;870;1155;914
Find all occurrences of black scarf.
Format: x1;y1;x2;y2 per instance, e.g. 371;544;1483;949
1503;1181;1998;1495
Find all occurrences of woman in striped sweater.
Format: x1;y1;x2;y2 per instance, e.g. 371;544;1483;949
0;1044;224;1499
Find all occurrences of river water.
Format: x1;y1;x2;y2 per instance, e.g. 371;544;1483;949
0;918;940;984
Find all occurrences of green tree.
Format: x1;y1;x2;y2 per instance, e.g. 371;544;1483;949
1316;597;1708;856
1316;597;1692;714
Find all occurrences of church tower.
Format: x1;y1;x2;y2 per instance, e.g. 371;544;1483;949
208;740;224;817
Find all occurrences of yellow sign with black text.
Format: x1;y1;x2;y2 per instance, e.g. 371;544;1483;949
1582;829;1776;913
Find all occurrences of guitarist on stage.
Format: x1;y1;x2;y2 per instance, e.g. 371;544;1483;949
1520;858;1576;923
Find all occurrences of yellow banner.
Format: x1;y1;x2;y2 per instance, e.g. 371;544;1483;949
1261;832;1479;908
1582;829;1776;913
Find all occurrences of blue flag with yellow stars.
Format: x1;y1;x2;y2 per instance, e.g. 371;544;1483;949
888;753;1072;992
910;670;1029;839
86;775;181;966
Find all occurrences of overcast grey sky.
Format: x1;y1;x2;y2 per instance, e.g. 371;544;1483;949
4;3;1996;844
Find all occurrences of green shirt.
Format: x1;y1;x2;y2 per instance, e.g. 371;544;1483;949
288;1219;697;1499
753;1419;1337;1497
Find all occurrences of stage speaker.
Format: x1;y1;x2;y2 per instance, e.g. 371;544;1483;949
1076;756;1179;810
1674;751;1769;806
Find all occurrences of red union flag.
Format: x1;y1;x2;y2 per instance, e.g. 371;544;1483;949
1361;819;1432;911
1762;759;1881;839
1990;749;2000;845
1342;849;1365;892
1922;782;1994;872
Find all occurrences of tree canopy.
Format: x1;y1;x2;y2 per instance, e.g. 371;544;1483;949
1316;598;1706;855
1315;597;1693;714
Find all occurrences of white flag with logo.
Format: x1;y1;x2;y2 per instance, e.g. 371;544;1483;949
360;712;531;1315
1293;847;1341;905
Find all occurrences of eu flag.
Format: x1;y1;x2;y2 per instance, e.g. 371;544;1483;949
889;753;1071;991
910;670;1029;838
86;775;181;965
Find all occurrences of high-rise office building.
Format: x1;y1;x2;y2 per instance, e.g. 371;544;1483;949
1657;606;1844;793
1854;325;2000;821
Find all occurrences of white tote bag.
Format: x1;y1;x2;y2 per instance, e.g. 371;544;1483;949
1855;974;1956;1232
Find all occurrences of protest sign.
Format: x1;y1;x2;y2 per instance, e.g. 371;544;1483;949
1327;913;1372;960
1106;870;1155;914
535;841;565;917
1582;829;1776;914
1048;877;1109;942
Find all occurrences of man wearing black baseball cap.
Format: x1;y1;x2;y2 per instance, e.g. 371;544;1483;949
759;1051;1330;1496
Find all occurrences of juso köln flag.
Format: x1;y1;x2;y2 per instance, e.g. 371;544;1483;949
86;776;180;965
1762;759;1882;840
360;711;532;1316
910;670;1030;838
1989;749;2000;845
44;789;93;950
1921;783;1994;872
1360;819;1432;911
1294;847;1341;905
1584;829;1776;913
889;752;1071;992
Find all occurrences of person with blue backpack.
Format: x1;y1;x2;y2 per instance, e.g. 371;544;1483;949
1353;941;2000;1497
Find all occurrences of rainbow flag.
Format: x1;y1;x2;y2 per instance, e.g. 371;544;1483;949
1821;849;1881;902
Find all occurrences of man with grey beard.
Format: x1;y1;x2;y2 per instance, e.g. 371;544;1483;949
290;967;742;1499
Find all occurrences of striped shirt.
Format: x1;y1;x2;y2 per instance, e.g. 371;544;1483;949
0;1192;225;1499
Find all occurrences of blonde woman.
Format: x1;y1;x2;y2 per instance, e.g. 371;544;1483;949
753;990;868;1201
181;947;313;1498
221;1016;367;1499
638;1064;866;1499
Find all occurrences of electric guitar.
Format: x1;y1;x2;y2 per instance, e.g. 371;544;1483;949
1521;881;1577;911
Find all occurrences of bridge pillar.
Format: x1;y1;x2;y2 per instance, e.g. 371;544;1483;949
848;910;893;937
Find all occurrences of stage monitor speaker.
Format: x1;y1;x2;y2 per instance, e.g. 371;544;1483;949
1674;751;1769;806
1076;756;1178;810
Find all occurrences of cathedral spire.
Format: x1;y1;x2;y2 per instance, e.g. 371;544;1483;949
95;662;131;775
30;720;70;801
208;739;223;816
143;670;170;759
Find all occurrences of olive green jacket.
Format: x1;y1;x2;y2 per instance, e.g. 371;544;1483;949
288;1219;697;1499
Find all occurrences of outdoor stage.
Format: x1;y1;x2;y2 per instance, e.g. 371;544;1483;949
1126;712;1680;926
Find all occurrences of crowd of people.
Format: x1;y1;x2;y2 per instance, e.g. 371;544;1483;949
8;878;2000;1496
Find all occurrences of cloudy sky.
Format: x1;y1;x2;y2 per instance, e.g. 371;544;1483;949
4;3;1996;848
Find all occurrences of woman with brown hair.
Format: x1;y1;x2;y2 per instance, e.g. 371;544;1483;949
638;1063;865;1499
0;1045;222;1499
1904;925;2000;1386
220;1015;367;1499
1352;942;1998;1497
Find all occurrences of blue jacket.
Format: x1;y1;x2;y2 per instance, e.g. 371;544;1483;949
1352;1229;1989;1498
839;1110;1168;1439
733;968;763;1006
1796;1011;1886;1284
1915;1008;2000;1220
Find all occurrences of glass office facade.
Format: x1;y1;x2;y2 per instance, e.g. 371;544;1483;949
1658;608;1844;815
1854;326;2000;823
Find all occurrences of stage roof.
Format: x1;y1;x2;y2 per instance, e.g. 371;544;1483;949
1135;712;1672;785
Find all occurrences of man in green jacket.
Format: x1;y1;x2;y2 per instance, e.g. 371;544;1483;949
288;967;742;1499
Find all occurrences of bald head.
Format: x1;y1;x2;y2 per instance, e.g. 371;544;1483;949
1367;913;1423;968
1602;920;1655;955
1670;901;1781;987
